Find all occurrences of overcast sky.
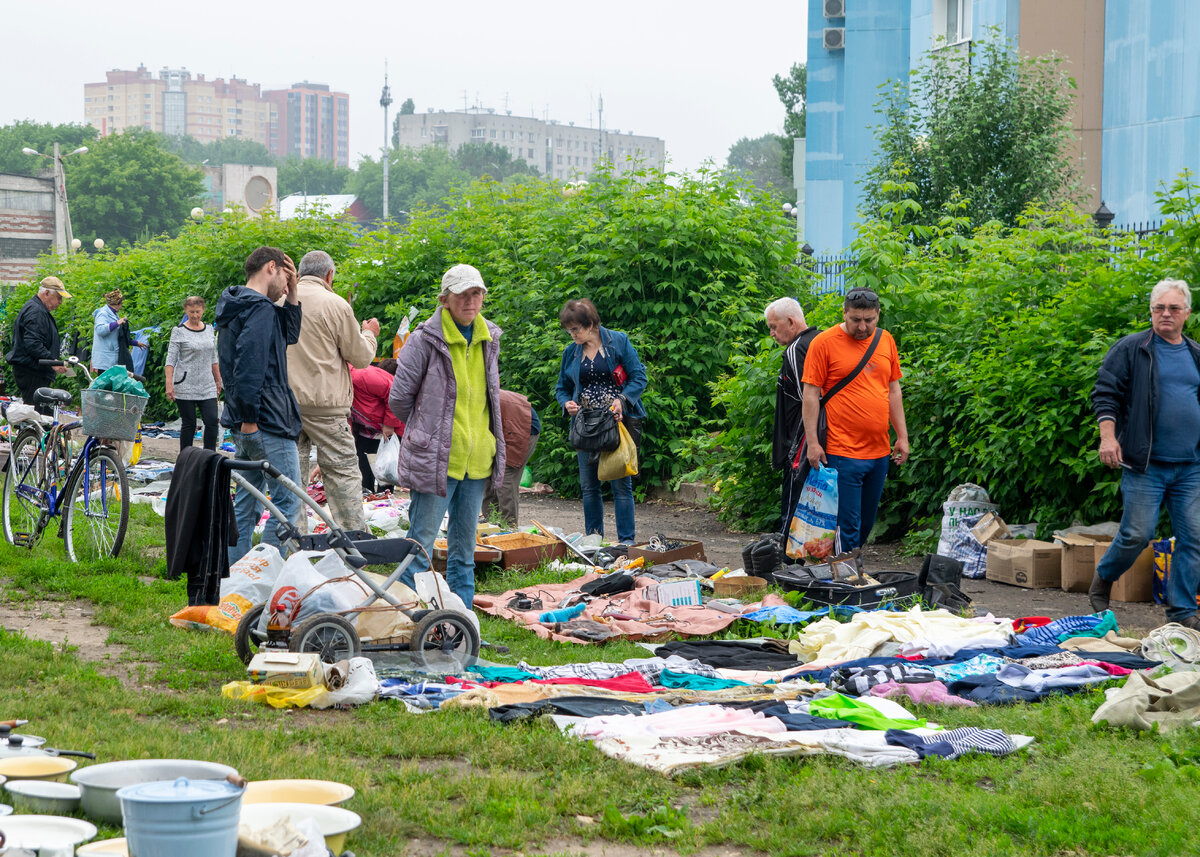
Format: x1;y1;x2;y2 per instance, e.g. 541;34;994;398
1;0;807;173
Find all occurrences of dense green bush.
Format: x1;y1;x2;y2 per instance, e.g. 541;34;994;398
703;173;1200;539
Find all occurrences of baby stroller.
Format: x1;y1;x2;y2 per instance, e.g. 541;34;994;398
222;458;480;669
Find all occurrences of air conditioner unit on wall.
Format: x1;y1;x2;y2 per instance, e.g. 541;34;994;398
823;0;845;18
824;28;846;50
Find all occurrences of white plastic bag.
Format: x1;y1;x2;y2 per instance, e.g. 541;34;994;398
259;550;364;634
169;544;286;634
937;483;999;555
372;434;401;486
311;657;379;709
413;570;481;636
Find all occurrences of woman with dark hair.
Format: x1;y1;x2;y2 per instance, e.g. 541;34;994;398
555;298;648;545
350;357;404;492
165;295;222;450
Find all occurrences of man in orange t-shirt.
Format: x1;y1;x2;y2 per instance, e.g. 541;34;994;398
801;287;909;550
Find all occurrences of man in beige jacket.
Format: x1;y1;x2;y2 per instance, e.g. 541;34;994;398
287;250;380;532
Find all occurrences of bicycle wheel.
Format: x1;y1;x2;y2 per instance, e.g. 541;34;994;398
62;445;128;562
2;429;47;548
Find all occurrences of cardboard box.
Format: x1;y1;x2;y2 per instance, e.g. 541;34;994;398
1057;533;1154;602
627;539;707;565
247;652;325;690
971;511;1012;546
986;539;1062;589
480;532;569;570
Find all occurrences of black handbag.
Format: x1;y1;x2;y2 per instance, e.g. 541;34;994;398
569;406;620;452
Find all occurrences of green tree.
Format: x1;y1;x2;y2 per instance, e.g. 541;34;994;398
0;121;98;175
161;134;275;166
772;63;806;181
861;33;1081;229
399;98;415;115
348;146;470;221
454;142;539;180
67;130;204;248
276;155;353;197
726;134;792;203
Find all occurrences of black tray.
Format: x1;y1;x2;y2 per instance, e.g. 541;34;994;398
773;569;921;608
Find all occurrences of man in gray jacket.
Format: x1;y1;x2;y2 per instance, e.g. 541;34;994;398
389;264;505;608
287;250;380;533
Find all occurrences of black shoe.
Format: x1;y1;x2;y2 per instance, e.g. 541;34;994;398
1088;574;1113;613
1178;615;1200;632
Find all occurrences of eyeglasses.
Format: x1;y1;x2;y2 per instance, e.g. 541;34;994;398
845;287;880;306
565;326;583;335
1152;304;1189;315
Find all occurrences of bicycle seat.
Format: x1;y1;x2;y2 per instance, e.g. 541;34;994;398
34;388;72;405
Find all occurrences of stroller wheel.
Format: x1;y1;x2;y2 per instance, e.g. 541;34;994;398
410;609;480;670
290;613;362;664
234;604;266;665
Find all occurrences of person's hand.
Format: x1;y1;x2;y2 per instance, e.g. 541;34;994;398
135;342;148;349
1099;435;1123;469
610;398;624;421
241;421;258;434
362;317;381;337
165;384;175;402
565;400;580;416
806;440;827;468
892;438;910;465
52;365;69;375
215;379;223;396
282;255;298;297
310;465;322;483
118;317;128;326
381;425;395;439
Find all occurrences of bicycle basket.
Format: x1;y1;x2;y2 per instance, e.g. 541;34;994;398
80;388;149;441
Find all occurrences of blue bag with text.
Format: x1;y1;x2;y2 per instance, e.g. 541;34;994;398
785;464;840;561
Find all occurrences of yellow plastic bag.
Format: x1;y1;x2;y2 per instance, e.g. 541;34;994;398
221;680;325;709
597;422;638;482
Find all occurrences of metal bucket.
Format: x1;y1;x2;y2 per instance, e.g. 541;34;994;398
116;777;243;857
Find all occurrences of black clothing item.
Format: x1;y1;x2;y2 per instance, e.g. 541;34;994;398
177;397;220;451
489;696;646;723
215;285;303;439
355;432;381;491
772;326;821;470
6;295;61;371
580;571;636;596
116;322;135;373
1092;328;1200;472
655;640;802;671
165;446;234;605
11;366;55;413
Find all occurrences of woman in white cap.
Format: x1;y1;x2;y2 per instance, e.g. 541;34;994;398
387;264;506;608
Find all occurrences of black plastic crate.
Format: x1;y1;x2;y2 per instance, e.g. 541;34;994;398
773;568;921;609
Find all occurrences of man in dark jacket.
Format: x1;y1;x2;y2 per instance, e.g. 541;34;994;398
216;246;304;564
766;297;820;529
6;276;72;405
1090;278;1200;629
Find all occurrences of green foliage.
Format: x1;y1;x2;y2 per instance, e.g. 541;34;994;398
861;32;1081;230
455;142;539;180
349;146;471;221
726;134;793;203
0;121;98;176
772;63;806;181
346;165;801;493
276;155;354;197
68;130;204;248
399;98;416;115
600;802;690;840
161;134;274;167
9;210;358;421
704;172;1200;538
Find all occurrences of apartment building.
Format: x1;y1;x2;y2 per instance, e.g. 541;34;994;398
265;82;350;167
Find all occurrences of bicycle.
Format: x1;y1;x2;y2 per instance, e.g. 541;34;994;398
2;357;147;562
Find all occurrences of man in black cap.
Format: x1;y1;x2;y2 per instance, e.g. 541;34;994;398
6;276;72;406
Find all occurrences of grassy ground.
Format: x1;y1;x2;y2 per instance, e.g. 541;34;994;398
3;506;1200;856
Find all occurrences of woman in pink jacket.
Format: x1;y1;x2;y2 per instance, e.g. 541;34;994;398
350;357;404;492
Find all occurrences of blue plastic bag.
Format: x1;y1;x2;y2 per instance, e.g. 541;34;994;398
785;464;840;561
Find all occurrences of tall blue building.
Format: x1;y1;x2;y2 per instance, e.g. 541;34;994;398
805;0;1196;252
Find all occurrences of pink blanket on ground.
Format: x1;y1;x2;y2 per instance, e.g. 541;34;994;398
474;573;788;644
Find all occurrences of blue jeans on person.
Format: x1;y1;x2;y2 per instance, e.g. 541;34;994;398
825;454;890;552
577;451;635;544
227;428;303;565
1096;460;1200;621
401;476;489;608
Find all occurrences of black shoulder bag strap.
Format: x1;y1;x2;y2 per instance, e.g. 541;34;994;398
820;327;883;407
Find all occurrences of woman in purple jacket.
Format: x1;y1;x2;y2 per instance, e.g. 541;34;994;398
388;264;505;608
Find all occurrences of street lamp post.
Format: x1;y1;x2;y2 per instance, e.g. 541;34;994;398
380;65;393;221
23;144;88;254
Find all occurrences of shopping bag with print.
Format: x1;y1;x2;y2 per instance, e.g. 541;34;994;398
785;464;840;561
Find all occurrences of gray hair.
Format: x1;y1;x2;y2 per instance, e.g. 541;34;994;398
297;250;335;280
764;297;806;325
1150;278;1191;311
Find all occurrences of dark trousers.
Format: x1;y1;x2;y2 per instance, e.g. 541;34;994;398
355;433;381;492
177;398;220;450
12;366;55;415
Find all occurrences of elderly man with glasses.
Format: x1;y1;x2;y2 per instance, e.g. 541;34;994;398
801;287;909;551
1090;278;1200;629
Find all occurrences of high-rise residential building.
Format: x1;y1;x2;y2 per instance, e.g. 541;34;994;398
264;82;350;167
804;0;1198;252
82;68;350;167
84;66;275;147
393;108;665;180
